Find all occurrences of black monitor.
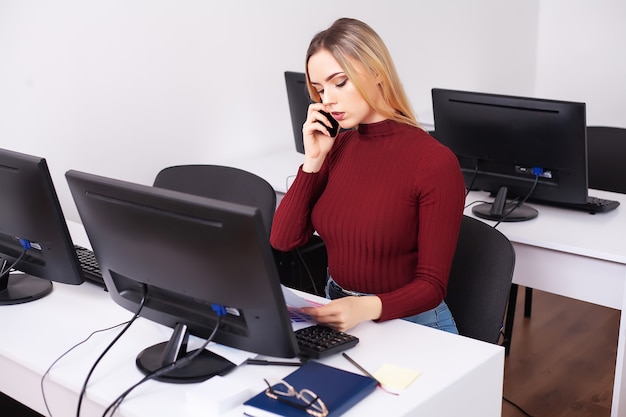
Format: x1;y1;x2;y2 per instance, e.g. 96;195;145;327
285;71;309;154
0;148;84;305
432;88;587;222
65;169;299;383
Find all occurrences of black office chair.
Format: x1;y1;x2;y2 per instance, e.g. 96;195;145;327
153;164;328;295
445;215;516;346
507;126;626;349
587;126;626;194
153;164;276;236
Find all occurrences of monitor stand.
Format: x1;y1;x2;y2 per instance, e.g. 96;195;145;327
0;269;53;305
135;322;236;383
472;186;538;222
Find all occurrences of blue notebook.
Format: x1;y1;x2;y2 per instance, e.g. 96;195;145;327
243;361;377;417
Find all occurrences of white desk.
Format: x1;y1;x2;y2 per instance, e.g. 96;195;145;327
0;222;504;417
464;190;626;417
216;148;626;416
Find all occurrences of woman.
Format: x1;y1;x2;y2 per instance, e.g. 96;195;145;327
270;18;465;333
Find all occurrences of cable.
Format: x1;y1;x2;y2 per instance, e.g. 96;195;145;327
40;320;130;417
293;247;320;295
285;174;296;192
0;246;28;279
464;199;492;210
503;395;535;417
493;175;539;228
75;284;149;417
102;313;224;417
465;163;479;198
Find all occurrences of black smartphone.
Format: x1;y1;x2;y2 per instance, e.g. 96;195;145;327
317;110;340;137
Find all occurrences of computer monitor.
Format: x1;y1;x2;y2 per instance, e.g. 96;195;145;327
285;71;310;154
432;88;588;222
0;148;84;305
65;169;299;383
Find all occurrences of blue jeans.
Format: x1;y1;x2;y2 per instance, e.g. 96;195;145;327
326;277;459;335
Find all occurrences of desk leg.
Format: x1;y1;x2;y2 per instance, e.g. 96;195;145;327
612;277;626;417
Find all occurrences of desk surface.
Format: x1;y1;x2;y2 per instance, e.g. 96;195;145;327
465;190;626;265
0;223;504;417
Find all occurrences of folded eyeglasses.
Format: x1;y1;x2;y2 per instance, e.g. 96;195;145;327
264;379;329;417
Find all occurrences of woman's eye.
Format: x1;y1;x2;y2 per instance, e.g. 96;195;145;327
336;79;347;88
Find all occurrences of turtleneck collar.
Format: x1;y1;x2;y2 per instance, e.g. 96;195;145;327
356;119;402;137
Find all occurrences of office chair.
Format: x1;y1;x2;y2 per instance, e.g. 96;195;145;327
445;215;515;346
153;164;327;295
587;126;626;194
506;126;626;350
152;164;276;236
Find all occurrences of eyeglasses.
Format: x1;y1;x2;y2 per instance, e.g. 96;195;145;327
264;379;329;417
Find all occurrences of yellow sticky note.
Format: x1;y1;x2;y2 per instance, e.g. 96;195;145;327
373;363;421;393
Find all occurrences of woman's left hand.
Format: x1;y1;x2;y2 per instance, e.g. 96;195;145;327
300;296;382;332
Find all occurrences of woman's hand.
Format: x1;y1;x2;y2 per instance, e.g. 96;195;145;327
301;103;338;173
300;296;382;332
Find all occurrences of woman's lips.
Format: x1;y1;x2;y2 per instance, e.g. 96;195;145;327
332;112;345;121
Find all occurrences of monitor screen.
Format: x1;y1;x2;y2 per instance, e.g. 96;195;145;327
285;71;310;154
432;88;587;222
0;148;84;305
65;169;299;383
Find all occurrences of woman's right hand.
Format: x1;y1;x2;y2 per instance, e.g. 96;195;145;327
302;104;338;173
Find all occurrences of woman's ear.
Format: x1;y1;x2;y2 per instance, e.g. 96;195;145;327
371;70;383;86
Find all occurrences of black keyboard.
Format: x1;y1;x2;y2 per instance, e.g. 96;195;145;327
538;195;620;214
295;325;359;359
74;245;106;288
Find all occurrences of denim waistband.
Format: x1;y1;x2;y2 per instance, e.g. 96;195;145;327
327;276;370;297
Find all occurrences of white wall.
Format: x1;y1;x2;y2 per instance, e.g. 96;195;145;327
3;0;621;223
535;0;626;128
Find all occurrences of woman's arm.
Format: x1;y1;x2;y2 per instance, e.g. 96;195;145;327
377;147;466;321
271;102;337;251
270;167;322;251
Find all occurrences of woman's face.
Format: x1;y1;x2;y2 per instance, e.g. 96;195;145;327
307;49;385;129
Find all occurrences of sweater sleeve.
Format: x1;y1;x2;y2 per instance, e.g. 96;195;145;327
270;165;328;251
376;145;466;321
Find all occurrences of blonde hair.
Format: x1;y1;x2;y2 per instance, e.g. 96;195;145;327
305;18;418;128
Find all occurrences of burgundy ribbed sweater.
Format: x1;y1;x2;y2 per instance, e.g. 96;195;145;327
270;119;465;321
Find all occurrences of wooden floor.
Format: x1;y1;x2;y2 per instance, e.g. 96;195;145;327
502;287;620;417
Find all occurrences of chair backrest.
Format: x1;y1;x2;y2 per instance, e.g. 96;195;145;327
445;215;515;344
153;165;276;236
587;126;626;194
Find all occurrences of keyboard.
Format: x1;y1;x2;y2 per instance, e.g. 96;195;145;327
538;195;620;214
295;325;359;359
74;245;106;288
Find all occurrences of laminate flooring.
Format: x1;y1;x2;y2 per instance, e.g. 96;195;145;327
502;287;620;417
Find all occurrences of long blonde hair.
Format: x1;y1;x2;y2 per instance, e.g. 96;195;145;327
305;18;418;128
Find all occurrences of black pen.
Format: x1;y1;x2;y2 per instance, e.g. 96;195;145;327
343;353;401;396
246;358;303;366
342;353;379;383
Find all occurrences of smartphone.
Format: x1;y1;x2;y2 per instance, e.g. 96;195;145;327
317;110;340;137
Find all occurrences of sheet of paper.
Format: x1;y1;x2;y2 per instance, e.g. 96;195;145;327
281;284;319;308
281;285;322;329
